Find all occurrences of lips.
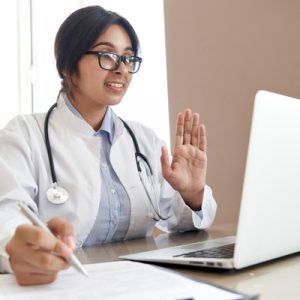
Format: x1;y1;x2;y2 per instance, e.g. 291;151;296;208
105;82;124;88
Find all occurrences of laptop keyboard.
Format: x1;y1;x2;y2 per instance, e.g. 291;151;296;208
174;243;235;259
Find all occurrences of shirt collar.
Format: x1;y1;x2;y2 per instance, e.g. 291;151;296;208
62;93;115;143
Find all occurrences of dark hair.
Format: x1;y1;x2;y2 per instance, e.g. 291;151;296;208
54;5;140;93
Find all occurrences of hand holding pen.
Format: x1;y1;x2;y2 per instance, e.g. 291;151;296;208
5;203;87;286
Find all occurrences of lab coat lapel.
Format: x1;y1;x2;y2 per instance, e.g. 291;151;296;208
110;120;151;239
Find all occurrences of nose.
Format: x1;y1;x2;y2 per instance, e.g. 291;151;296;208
113;60;128;75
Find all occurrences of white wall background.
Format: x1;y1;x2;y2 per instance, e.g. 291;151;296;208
0;0;170;148
0;1;19;125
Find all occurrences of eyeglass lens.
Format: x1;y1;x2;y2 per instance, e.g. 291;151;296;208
99;52;140;73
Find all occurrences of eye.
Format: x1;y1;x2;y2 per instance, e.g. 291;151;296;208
102;52;117;63
99;52;119;69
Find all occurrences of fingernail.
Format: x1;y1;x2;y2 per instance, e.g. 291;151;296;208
60;243;72;257
63;236;76;250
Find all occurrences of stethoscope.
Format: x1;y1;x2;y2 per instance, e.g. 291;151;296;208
44;103;168;221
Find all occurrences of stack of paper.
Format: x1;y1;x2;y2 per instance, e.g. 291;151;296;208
0;261;255;299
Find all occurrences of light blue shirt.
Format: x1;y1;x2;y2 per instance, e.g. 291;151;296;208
63;95;130;245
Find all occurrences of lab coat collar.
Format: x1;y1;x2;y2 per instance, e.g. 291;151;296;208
55;93;125;138
62;93;116;144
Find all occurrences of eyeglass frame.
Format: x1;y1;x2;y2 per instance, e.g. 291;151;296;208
85;50;142;74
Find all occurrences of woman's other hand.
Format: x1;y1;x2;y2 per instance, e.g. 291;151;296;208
5;217;75;286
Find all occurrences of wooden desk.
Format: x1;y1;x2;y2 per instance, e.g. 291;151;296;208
75;223;300;299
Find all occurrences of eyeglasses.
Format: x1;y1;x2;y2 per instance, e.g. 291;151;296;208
85;51;142;74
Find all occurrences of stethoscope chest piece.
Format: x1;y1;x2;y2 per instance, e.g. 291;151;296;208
47;185;69;204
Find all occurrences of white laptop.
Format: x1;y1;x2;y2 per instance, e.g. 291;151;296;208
120;90;300;270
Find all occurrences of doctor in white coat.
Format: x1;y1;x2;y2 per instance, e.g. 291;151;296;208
0;5;217;285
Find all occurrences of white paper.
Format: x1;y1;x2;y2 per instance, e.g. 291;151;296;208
0;261;245;300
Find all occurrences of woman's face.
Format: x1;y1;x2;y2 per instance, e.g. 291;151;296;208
69;24;133;110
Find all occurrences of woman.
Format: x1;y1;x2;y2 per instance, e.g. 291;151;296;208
0;5;217;285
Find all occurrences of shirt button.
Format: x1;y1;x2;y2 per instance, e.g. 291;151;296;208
101;163;108;169
111;188;116;194
112;219;117;225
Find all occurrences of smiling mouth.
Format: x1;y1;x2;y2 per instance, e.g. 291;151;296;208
105;82;124;88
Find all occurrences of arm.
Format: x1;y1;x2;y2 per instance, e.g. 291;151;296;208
0;157;30;273
0;159;75;284
0;117;39;273
0;119;75;284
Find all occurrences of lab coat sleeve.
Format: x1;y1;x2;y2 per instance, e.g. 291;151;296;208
155;180;217;233
0;118;39;273
0;202;31;273
0;161;33;273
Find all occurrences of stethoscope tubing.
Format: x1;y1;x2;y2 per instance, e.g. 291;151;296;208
120;118;153;174
44;103;58;184
44;102;168;220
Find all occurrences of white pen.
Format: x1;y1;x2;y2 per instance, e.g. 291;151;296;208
17;202;88;277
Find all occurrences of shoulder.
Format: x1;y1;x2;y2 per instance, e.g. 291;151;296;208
122;119;159;140
125;120;156;136
0;113;45;140
3;113;42;128
119;119;167;150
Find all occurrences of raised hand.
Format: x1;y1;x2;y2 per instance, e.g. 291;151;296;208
160;109;207;210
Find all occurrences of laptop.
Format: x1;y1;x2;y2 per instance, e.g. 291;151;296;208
120;90;300;270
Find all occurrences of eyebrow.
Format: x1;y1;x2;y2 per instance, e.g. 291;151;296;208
91;42;133;52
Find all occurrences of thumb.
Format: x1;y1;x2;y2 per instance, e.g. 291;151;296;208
160;146;172;179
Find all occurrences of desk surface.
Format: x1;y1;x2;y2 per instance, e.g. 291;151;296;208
75;223;300;299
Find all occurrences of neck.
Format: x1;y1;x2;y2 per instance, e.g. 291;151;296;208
67;92;107;131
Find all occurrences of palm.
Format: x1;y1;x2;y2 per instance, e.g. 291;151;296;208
168;144;207;192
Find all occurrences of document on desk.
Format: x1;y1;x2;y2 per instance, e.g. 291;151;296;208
0;261;255;300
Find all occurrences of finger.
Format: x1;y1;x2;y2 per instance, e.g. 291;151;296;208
15;271;58;286
12;224;72;258
48;217;75;250
191;113;200;146
6;224;71;286
160;146;172;179
175;112;184;147
199;124;207;152
6;229;70;275
13;224;59;250
9;248;69;273
183;109;192;144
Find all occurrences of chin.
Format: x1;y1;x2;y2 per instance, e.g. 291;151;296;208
107;96;124;106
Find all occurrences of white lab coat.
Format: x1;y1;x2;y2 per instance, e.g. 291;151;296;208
0;95;217;273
